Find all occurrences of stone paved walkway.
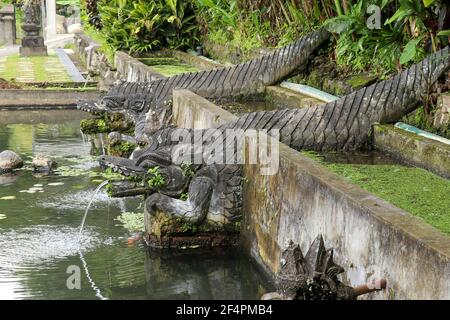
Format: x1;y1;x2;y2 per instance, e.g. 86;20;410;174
0;48;84;83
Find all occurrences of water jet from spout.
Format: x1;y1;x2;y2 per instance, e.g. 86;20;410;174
78;180;109;242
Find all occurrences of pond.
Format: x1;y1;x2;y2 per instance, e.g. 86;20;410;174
0;109;271;300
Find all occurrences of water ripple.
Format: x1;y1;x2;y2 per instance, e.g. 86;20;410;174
0;225;109;269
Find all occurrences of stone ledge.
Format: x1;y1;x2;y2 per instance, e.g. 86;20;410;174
173;89;237;128
265;85;322;109
374;124;450;178
0;89;101;108
115;51;166;82
242;141;450;300
170;49;224;70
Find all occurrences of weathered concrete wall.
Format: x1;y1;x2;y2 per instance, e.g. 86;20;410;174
115;49;224;82
374;124;450;179
242;144;450;300
265;86;322;109
173;89;236;128
0;89;101;108
172;89;450;300
171;49;224;70
203;40;272;65
115;51;166;82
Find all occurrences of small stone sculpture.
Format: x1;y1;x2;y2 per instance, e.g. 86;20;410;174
262;235;386;300
20;0;47;57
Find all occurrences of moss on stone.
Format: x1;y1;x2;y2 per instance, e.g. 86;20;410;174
346;73;378;89
302;151;450;234
80;114;133;135
80;118;110;134
107;141;137;158
139;57;180;66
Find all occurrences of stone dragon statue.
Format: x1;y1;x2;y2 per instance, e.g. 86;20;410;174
77;28;448;299
79;28;331;144
262;235;386;300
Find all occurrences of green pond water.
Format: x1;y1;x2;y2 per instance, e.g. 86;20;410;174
0;110;270;300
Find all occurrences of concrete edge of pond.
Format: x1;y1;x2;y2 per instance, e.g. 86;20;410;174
172;88;450;300
0;89;101;108
374;124;450;179
115;51;167;82
171;49;224;70
265;86;324;109
14;81;97;88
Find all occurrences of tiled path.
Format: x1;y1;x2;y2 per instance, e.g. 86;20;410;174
0;48;85;83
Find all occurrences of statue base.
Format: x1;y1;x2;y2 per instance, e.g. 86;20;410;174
146;233;240;249
20;36;47;57
20;46;48;57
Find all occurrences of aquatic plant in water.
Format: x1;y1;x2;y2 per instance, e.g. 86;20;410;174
115;212;145;233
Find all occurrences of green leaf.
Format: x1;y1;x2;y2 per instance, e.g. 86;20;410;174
400;37;424;65
437;30;450;37
385;8;413;25
323;16;354;33
423;0;436;7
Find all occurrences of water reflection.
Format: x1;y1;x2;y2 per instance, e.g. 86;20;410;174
144;249;271;300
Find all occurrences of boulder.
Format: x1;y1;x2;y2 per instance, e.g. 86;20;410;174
0;150;23;173
31;154;55;173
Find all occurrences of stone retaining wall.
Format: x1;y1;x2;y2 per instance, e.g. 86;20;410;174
172;88;450;300
73;33;119;90
0;89;101;108
115;51;166;82
374;124;450;179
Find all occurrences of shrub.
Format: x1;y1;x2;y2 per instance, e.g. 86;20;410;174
96;0;199;53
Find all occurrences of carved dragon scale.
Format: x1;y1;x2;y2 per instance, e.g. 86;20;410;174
78;29;450;299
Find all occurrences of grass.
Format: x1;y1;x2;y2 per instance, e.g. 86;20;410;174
0;54;71;82
301;151;450;234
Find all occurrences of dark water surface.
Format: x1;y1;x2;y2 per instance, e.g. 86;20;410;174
0;110;270;300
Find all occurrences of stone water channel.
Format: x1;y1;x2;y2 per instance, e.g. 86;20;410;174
0;109;271;299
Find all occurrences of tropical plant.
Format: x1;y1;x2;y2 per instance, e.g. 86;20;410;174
95;0;199;53
384;0;446;65
324;0;395;72
323;0;447;74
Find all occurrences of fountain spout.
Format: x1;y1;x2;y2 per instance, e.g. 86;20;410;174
78;180;110;241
